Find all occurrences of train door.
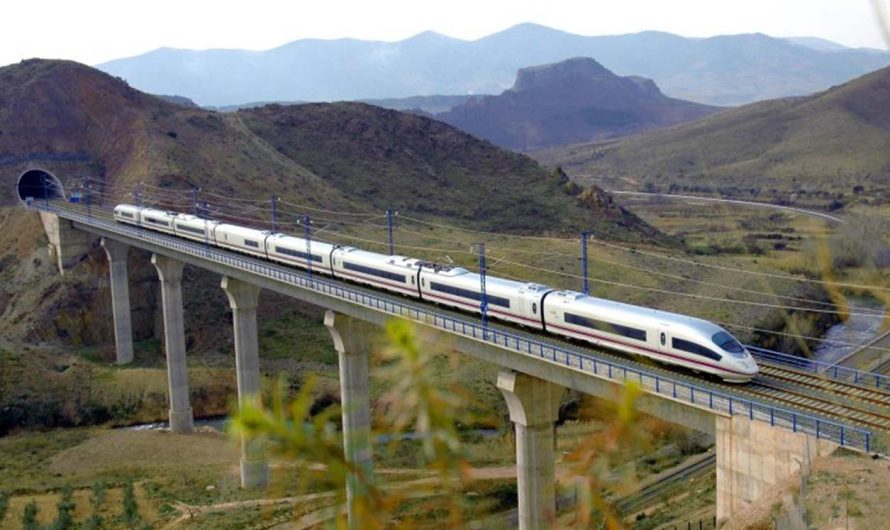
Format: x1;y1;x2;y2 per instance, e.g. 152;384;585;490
657;325;670;354
517;285;548;330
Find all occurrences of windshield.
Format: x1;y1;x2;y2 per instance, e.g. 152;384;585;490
712;331;746;358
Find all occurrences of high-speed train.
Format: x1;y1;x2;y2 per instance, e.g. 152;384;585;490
114;204;759;383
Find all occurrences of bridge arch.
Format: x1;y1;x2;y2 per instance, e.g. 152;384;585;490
16;168;66;203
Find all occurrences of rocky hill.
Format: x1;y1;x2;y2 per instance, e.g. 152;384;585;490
535;65;890;195
436;57;720;151
97;24;889;107
0;59;665;398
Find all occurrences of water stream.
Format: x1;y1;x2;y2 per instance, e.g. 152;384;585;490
811;296;885;364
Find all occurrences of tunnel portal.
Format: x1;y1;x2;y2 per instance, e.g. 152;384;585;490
17;168;66;203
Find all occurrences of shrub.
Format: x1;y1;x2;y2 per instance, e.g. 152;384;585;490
0;492;8;522
53;486;76;529
90;481;106;511
123;481;139;525
22;500;38;530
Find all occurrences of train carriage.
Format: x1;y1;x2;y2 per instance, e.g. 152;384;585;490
543;291;758;382
113;204;142;226
266;233;336;275
331;248;419;296
172;214;219;244
136;207;177;235
214;223;271;260
418;264;550;329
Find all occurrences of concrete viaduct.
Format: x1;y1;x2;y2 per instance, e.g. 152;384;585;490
26;190;871;529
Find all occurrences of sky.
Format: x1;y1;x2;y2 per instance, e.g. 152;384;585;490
2;0;888;68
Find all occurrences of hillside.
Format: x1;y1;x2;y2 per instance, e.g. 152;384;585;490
0;60;351;210
97;24;889;107
436;57;720;151
0;59;658;237
238;101;664;234
0;59;665;369
535;65;890;195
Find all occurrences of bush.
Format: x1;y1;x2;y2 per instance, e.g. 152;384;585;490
22;499;38;530
90;481;106;511
123;480;139;525
84;514;103;530
53;486;76;529
0;492;8;522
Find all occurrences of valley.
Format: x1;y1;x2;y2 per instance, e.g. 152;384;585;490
2;14;890;527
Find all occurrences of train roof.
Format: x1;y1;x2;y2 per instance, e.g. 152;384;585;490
554;290;725;337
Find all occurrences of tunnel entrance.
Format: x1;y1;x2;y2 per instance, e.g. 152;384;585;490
17;168;66;203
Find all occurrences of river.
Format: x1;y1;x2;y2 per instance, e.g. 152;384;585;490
811;296;886;364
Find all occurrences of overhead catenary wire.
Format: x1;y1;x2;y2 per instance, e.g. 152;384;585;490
494;258;887;320
392;225;884;315
96;182;890;315
80;199;890;352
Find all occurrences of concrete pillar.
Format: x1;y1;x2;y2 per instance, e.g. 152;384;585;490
100;238;134;365
38;211;98;274
497;370;566;530
715;414;838;524
221;276;268;489
324;310;375;529
151;254;194;434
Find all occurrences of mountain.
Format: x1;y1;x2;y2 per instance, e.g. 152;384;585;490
435;57;720;151
0;59;665;375
784;37;851;52
534;65;890;193
0;59;663;236
97;24;890;107
213;95;477;114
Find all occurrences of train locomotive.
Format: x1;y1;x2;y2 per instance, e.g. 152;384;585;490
114;204;759;383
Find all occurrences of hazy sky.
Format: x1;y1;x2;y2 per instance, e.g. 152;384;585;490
2;0;887;67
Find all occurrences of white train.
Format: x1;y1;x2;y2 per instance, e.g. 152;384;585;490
114;204;759;383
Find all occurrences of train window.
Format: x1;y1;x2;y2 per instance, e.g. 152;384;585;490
532;303;537;314
672;337;722;361
660;333;666;346
175;223;205;235
275;246;323;263
118;211;134;219
343;262;406;283
564;312;646;341
712;332;746;358
429;282;510;308
244;239;259;248
146;217;170;227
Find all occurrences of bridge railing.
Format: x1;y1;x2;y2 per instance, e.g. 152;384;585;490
34;202;875;454
747;345;890;390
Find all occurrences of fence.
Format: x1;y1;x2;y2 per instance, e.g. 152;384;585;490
747;345;890;390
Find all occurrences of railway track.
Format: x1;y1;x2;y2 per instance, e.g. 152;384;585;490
614;453;716;516
758;364;890;407
53;202;890;440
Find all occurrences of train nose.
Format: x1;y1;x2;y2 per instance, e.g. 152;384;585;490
739;354;759;375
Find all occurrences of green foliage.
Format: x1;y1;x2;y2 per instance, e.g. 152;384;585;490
0;491;7;522
22;499;38;530
84;514;103;530
231;317;474;529
53;486;75;530
122;480;139;525
377;319;466;466
90;481;106;511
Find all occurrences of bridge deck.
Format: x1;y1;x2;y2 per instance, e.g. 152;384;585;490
29;200;884;454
